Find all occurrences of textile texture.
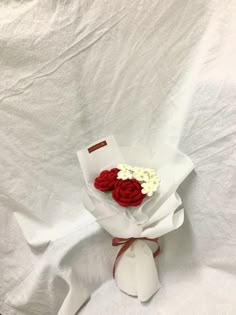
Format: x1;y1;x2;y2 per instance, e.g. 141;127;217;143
0;0;235;314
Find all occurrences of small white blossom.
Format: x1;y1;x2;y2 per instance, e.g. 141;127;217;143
117;164;160;190
133;168;158;183
133;170;149;182
143;168;156;176
148;175;160;185
141;182;159;197
117;169;133;180
117;163;132;171
132;166;143;173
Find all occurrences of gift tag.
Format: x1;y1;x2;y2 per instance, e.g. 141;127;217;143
77;135;124;185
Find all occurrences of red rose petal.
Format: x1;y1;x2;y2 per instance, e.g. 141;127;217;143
112;178;146;207
94;168;119;192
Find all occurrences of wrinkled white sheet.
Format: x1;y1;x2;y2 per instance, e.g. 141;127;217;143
0;0;236;314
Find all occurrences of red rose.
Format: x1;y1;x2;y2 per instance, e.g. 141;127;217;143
112;179;146;207
94;168;119;192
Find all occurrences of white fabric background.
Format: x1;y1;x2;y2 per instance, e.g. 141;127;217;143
0;0;235;314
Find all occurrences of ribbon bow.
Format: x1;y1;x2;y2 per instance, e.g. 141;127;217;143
112;237;160;278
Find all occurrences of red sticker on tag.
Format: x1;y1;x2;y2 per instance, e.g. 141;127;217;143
88;140;107;153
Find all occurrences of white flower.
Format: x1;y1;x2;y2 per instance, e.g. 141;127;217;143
133;170;149;182
117;164;160;186
141;181;159;197
143;168;156;176
132;166;143;173
133;168;158;183
148;175;160;185
117;169;133;180
117;163;132;171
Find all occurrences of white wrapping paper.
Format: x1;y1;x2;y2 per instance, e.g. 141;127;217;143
77;135;193;301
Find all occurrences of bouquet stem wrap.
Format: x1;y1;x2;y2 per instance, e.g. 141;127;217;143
77;135;193;302
112;236;160;278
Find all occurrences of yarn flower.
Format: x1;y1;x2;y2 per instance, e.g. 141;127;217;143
141;181;159;197
117;169;133;180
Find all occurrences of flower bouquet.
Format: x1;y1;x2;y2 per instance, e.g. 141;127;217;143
77;135;193;301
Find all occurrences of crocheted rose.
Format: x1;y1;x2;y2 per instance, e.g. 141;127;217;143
94;168;119;191
112;179;146;207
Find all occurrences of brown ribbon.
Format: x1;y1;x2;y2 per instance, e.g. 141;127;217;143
112;237;160;278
